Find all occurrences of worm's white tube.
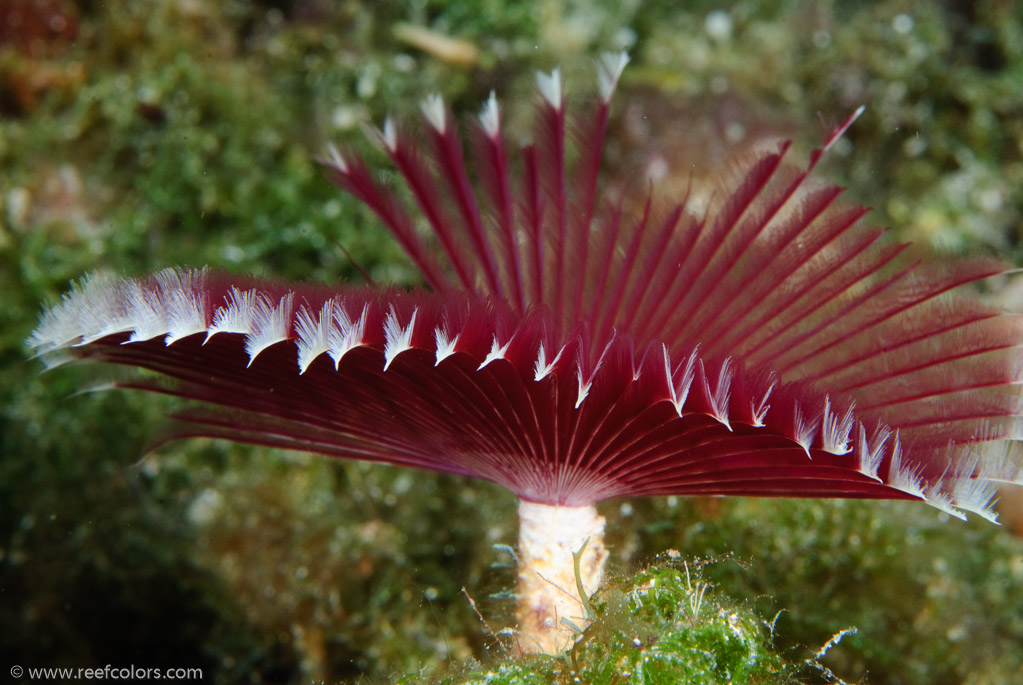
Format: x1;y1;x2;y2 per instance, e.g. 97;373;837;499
515;500;608;654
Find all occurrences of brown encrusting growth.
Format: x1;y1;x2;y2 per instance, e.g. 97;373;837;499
29;54;1023;653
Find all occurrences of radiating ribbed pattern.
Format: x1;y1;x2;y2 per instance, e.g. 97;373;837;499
29;54;1023;519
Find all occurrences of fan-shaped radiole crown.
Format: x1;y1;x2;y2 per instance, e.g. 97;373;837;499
30;54;1023;518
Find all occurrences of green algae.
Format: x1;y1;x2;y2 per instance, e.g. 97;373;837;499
430;560;798;684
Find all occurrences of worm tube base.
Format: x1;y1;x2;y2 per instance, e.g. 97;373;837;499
515;500;608;654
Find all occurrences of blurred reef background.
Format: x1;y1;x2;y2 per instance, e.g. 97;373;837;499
3;1;1023;683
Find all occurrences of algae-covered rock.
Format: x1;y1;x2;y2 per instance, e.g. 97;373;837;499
5;2;1023;684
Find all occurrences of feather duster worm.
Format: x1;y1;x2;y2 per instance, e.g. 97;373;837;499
29;54;1023;654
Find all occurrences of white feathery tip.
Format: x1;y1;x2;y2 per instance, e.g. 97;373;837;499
951;476;1000;523
887;434;927;499
434;327;459;366
123;280;167;344
479;91;500;139
35;273;120;349
923;482;967;521
420;94;446;133
380;117;398;152
596;51;629;102
162;268;209;345
478;336;511;371
751;381;775;427
327;303;367;369
575;365;592;409
856;423;890;482
821;396;855;455
534;342;565;381
702;357;734;430
295;300;334;374
792;403;819;458
630;342;644;381
207;287;259;342
535;68;562;110
823;105;867;153
244;292;294;366
574;336;615;409
664;345;700;417
383;307;418;371
326;143;348;173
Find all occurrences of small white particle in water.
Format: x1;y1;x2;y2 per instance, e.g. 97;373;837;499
392;473;414;494
331;105;366;131
425;587;438;600
666;495;678;508
705;11;732;41
831;137;853;157
893;14;914;34
620;502;634;517
221;244;245;263
645;156;669;183
392;53;416;72
357;63;380;99
187;488;223;526
296;566;309;580
5;187;30;229
903;135;927;157
886;81;908;103
323;199;342;218
977;188;1004;212
725;121;746;143
136;85;158;104
614;26;637;49
813;30;831;49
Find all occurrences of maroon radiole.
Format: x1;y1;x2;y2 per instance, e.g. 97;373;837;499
29;53;1023;654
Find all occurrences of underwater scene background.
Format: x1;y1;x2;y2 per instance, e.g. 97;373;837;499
3;1;1023;682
